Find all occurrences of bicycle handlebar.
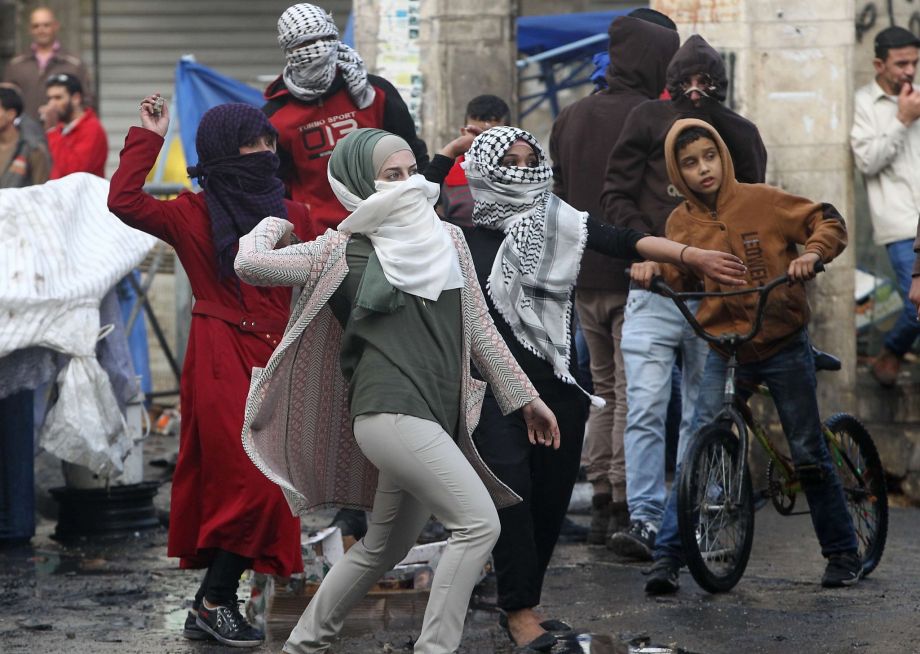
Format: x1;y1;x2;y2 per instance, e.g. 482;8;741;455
648;260;825;348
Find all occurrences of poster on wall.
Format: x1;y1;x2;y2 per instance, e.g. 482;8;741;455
375;0;423;131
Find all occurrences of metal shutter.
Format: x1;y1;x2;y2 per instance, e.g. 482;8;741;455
81;0;351;175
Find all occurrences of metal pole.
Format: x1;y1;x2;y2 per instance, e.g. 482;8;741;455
92;0;100;112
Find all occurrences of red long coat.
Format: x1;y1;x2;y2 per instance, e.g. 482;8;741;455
108;126;309;576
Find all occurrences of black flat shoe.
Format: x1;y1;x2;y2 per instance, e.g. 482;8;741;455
498;614;557;652
539;618;572;632
516;632;558;652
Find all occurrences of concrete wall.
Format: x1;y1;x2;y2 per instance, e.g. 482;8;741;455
652;0;858;414
354;0;517;155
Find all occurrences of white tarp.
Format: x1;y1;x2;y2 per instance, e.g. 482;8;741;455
0;173;156;474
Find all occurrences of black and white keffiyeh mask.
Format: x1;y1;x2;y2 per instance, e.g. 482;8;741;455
464;127;601;406
278;3;375;109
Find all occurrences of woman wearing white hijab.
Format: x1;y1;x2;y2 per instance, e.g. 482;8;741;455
460;126;746;649
234;128;559;654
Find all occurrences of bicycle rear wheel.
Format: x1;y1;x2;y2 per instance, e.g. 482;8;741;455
677;425;755;593
823;413;888;577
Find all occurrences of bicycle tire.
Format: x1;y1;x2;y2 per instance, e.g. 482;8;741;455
823;413;888;577
677;425;755;593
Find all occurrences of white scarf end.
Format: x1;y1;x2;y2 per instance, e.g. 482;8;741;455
589;394;607;408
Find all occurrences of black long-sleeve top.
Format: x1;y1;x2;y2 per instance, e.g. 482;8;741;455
425;154;646;386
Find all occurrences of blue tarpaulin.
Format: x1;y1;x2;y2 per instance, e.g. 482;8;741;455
518;10;630;61
174;57;265;167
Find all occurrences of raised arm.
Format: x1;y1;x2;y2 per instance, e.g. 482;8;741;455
235;216;341;288
107;95;194;245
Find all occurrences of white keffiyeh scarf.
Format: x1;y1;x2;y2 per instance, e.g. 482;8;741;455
464;127;601;406
278;3;375;109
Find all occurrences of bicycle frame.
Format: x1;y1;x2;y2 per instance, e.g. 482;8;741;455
649;262;825;505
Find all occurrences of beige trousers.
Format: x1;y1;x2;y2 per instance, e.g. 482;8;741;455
283;413;500;654
576;289;629;502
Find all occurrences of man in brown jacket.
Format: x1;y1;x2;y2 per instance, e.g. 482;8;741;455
549;9;679;547
2;6;93;120
638;118;859;593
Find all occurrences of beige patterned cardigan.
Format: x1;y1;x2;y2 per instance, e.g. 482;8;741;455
234;217;539;515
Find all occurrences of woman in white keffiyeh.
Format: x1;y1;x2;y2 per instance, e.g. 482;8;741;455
461;125;746;649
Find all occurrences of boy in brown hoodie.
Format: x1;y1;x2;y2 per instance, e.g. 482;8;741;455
634;118;860;593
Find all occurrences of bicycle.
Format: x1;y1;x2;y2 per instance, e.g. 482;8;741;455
649;263;888;593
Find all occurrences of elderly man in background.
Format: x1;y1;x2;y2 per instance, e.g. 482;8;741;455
2;6;94;120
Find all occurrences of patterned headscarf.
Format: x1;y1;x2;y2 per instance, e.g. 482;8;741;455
464;127;600;405
187;103;288;280
277;3;375;109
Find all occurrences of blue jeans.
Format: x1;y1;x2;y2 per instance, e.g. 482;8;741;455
621;290;709;525
884;238;920;356
654;331;858;563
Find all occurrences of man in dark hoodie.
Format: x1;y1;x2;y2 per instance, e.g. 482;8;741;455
602;34;767;562
549;9;679;548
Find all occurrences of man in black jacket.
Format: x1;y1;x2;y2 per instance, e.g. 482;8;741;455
549;10;679;548
602;34;767;562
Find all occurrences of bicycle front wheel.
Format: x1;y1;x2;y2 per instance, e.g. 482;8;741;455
824;413;888;577
677;425;755;593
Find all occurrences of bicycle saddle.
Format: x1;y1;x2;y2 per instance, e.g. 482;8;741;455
812;346;841;371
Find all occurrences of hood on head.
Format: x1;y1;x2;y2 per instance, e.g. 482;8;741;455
664;118;737;213
665;35;728;102
606;16;680;97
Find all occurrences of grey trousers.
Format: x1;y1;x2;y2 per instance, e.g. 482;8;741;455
283;413;500;654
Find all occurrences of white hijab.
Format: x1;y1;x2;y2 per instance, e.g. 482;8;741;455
332;172;464;302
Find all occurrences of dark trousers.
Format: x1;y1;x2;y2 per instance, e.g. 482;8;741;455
655;331;858;563
0;390;35;543
473;382;588;611
194;549;253;607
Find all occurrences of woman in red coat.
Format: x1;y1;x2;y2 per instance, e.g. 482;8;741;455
108;98;309;648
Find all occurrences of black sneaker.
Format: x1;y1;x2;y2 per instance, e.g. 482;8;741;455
196;602;265;647
183;609;212;641
607;520;656;561
644;557;681;595
821;551;862;588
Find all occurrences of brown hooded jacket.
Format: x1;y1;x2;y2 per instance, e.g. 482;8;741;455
662;119;847;363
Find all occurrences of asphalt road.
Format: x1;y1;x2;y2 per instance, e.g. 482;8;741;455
2;495;918;654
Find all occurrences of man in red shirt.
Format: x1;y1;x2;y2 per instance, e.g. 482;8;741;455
42;73;107;178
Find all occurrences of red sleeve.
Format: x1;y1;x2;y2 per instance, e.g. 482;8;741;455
107;126;197;245
283;199;314;241
47;120;108;179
